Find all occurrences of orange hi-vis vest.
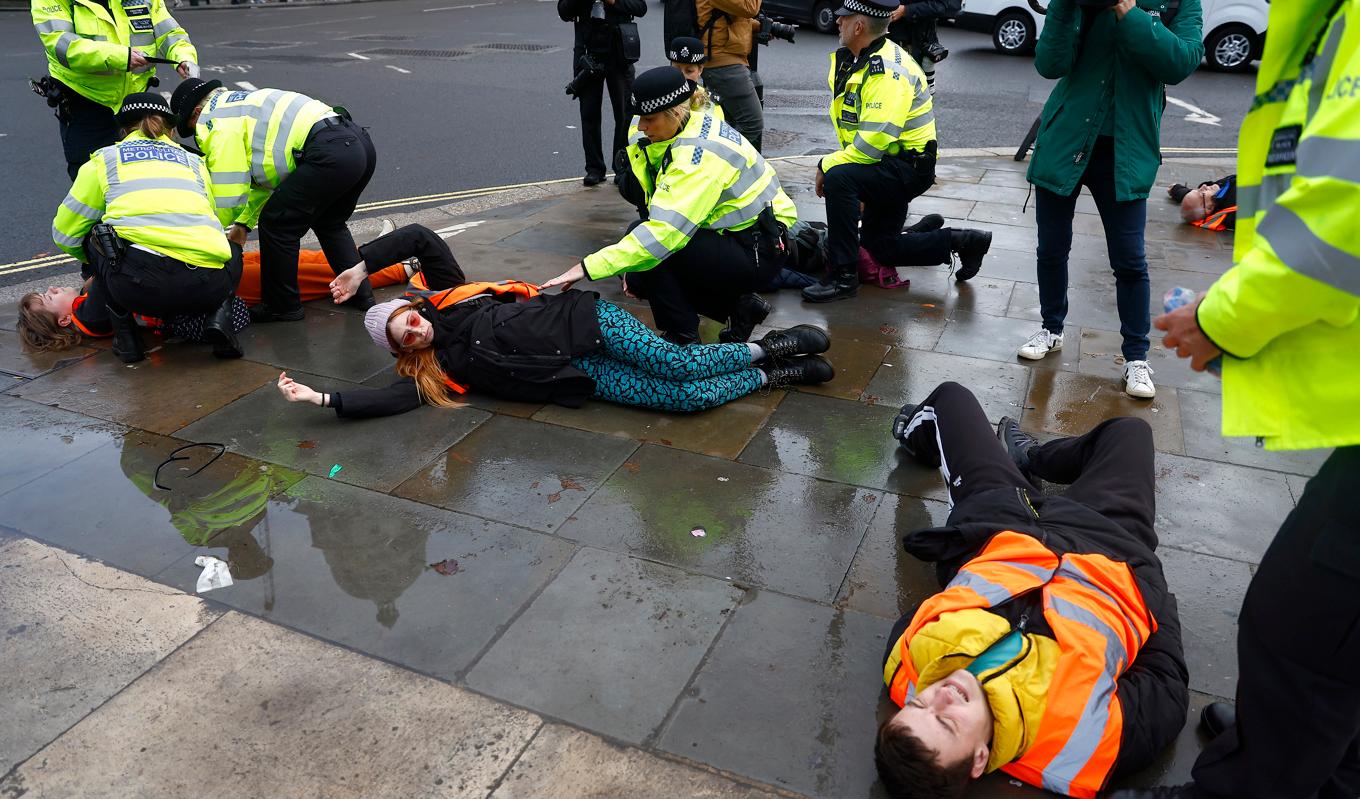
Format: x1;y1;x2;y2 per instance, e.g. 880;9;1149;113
402;275;542;394
884;532;1157;798
1192;205;1236;232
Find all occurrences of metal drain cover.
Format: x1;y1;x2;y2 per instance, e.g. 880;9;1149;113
470;42;559;52
218;40;304;49
358;48;473;59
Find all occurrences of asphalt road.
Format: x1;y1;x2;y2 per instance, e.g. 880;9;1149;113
0;0;1254;283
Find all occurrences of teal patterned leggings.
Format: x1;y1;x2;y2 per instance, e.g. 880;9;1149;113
572;300;764;412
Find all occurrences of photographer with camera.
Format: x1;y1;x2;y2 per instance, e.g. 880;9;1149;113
559;0;645;186
693;0;765;151
886;0;959;95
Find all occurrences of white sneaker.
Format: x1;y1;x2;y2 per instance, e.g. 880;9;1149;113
1123;360;1156;398
379;218;396;237
1017;329;1063;360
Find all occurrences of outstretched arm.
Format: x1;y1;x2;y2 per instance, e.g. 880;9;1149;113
276;371;423;418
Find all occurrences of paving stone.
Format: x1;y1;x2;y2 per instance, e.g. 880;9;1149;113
1025;370;1185;454
234;306;395;383
0;329;97;379
979;168;1033;189
1006;280;1129;334
0;429;304;577
1178;389;1328;476
658;590;889;799
930;180;1033;205
798;337;890;401
7;346;279;435
739;391;949;501
0;395;126;498
394;415;637;532
762;289;949;353
490;724;780;799
973;246;1040;285
935;310;1083;371
156;477;575;680
178;370;491;492
895;195;975;220
1077;328;1223;395
0;537;221;774
525;194;641;228
496;221;623;258
557;445;877;602
1105;691;1220;792
446;240;581;286
864;347;1032;423
1163;245;1233;274
933;162;986;182
1161;549;1249;699
0;612;542;799
466;547;742;744
1154;452;1294;564
533;389;786;461
838;492;951;620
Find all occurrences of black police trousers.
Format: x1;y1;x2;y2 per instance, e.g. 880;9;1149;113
256;117;376;312
88;237;242;320
574;47;634;179
57;83;120;181
823;150;950;270
1191;445;1360;799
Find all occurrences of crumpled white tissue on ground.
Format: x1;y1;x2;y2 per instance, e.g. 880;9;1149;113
194;556;233;593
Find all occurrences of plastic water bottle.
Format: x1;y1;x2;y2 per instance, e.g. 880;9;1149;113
1162;288;1222;376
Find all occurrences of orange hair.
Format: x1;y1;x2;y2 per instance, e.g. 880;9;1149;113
389;304;462;409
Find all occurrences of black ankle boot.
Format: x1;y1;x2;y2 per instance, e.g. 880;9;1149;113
801;265;858;303
107;305;145;364
756;324;830;361
249;305;305;323
719;293;772;343
204;295;244;359
339;277;376;311
997;416;1038;484
949;228;992;281
761;355;835;387
905;214;944;234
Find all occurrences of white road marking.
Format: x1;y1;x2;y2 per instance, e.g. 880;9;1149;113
260;14;375;30
424;2;499;11
433;220;485;238
1166;96;1221;126
347;52;371;60
386;65;411;74
234;81;258;91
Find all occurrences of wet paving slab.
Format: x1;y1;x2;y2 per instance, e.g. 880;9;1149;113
233;307;396;384
864;348;1032;424
466;547;743;744
838;492;951;620
394;415;638;532
0;329;97;379
0;429;304;578
1161;548;1250;699
155;477;575;680
1153;452;1294;565
1024;369;1186;455
1076;328;1223;395
0;395;126;498
1178;388;1328;477
495;221;625;259
557;444;878;603
797;337;891;402
178;369;491;492
934;310;1083;370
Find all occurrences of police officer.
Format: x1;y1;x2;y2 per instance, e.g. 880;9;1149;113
559;0;646;186
170;78;377;322
802;0;990;304
667;36;723;119
31;0;198;180
540;67;798;347
51;93;241;364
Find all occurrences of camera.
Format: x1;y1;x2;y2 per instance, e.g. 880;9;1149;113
565;52;604;98
753;13;797;45
924;40;949;62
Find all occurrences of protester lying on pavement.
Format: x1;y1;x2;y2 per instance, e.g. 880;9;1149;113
878;381;1189;799
278;223;834;418
541;67;798;347
1167;175;1236;231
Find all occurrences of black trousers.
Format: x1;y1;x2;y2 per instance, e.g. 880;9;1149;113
256;117;377;312
624;226;777;343
358;223;464;288
90;239;242;319
1192;446;1360;799
823;152;951;271
574;48;634;179
900;381;1157;549
57;84;120;181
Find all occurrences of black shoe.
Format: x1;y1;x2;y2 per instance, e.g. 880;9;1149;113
756;324;830;361
997;416;1038;485
719;293;772;343
661;330;699;347
1105;785;1212;799
203;296;244;359
949;228;992;281
107;305;145;364
762;354;835;388
905;214;945;234
248;305;305;323
1199;702;1235;740
801;266;858;303
891;402;941;467
583;173;606;187
339;278;376;312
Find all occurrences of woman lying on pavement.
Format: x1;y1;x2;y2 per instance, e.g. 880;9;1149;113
275;223;835;418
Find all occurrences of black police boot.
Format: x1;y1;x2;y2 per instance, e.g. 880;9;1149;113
719;293;772;343
761;354;835;388
755;324;830;362
1200;702;1236;740
1104;785;1214;799
203;295;244;360
339;277;376;312
249;305;306;323
997;416;1039;485
801;264;858;303
891;402;941;468
950;228;992;281
107;305;145;364
905;213;945;234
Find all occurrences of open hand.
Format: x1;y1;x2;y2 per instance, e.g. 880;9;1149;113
1153;298;1222;372
277;371;322;405
541;262;587;292
329;264;367;304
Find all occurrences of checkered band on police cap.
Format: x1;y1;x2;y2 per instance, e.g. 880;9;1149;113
837;0;896;17
667;36;707;64
117;92;179;125
630;67;695;115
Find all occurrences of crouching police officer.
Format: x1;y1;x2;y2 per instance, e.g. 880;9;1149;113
51;93;242;364
803;0;991;303
31;0;198;180
170;78;377;322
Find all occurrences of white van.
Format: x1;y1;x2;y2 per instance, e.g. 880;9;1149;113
954;0;1268;72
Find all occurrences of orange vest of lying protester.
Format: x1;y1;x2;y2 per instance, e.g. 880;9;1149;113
1193;205;1237;232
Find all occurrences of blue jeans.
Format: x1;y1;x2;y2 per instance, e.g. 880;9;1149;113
1035;136;1150;361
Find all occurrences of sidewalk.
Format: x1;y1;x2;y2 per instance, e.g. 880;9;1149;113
0;154;1325;798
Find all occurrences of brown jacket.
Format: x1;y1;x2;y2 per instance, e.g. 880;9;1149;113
695;0;760;68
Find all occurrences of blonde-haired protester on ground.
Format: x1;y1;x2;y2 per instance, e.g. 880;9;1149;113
275;224;835;417
543;67;798;347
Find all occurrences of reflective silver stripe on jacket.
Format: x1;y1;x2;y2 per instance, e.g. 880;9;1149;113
62;195;103;220
211;170;252;185
1239;136;1360;218
34;18;74;33
710;179;781;229
106;176;205;202
906;110;935;130
215;193;249;208
630;223;672;260
52;224;84;248
54;33;78;67
1309;14;1347;117
153;17;181;36
1257;205;1360;296
852;134;885;159
104;212;223;229
158;33;189;58
648;206;699;239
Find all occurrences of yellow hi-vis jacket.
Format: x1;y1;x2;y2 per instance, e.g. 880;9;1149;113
52;131;231;269
583;110;797;280
193;87;338;230
821;36;935;173
31;0;195;110
1197;0;1360;451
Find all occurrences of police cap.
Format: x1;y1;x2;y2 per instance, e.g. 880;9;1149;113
630;66;694;115
170;77;224;137
668;36;707;64
117;92;179;128
835;0;897;17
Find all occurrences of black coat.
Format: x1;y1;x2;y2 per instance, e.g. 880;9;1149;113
886;0;960;61
558;0;646;60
